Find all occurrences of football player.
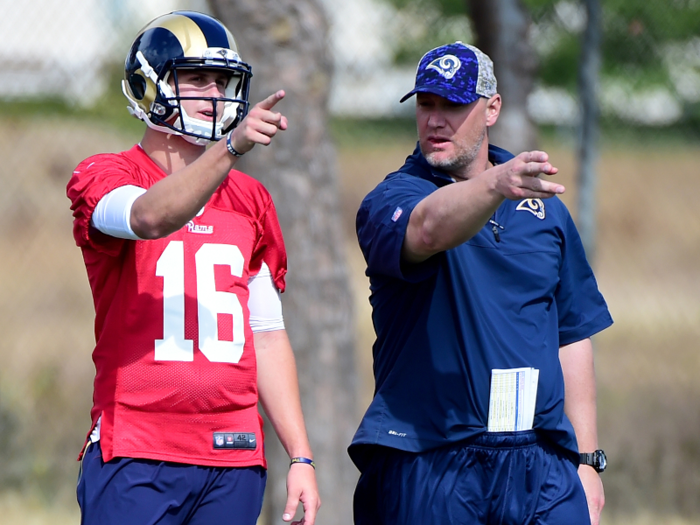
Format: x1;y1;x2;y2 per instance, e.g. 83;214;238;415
67;11;319;525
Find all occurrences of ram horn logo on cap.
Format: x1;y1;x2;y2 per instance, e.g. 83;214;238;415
426;55;461;80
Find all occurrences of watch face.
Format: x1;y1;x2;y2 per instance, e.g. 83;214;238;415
595;450;607;471
581;450;607;472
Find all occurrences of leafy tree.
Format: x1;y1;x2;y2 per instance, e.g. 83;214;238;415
383;0;539;152
384;0;700;127
383;0;476;65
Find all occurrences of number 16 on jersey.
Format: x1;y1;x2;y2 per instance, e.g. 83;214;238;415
155;241;246;364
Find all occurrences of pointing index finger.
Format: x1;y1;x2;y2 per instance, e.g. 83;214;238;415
256;90;285;111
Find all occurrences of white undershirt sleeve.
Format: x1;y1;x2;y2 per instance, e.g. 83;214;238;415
91;185;147;240
248;262;285;332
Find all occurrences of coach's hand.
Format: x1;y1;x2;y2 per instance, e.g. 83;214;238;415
227;90;288;155
579;465;605;525
283;462;321;525
490;150;564;200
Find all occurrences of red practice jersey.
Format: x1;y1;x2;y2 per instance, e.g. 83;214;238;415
67;145;287;468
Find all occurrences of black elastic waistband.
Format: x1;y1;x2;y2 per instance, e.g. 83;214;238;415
463;430;541;449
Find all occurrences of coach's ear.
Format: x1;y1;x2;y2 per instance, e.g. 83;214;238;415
485;94;502;127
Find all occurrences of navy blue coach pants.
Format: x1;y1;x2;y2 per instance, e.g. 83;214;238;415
354;431;591;525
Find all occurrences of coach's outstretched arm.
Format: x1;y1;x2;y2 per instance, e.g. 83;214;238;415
403;151;564;263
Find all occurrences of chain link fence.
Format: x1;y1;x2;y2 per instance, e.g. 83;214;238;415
0;0;698;521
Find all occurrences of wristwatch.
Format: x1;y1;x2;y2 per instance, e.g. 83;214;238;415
579;450;607;473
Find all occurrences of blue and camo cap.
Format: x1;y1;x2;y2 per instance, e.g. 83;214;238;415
400;41;497;105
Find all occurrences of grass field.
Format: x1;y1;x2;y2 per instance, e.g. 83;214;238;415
0;493;79;525
2;486;700;524
1;117;699;522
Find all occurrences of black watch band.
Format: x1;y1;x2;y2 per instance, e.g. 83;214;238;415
579;449;607;473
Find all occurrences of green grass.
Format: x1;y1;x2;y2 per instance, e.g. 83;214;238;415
539;119;700;150
2;78;698;152
329;116;417;147
332;115;700;151
0;64;143;138
0;98;143;139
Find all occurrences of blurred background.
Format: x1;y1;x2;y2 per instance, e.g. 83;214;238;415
0;0;698;523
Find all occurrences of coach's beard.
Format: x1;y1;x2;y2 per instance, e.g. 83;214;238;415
424;127;487;177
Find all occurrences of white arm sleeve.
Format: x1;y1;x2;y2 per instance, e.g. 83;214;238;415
91;185;147;240
248;262;285;332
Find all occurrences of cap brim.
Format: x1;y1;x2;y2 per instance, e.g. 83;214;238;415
399;86;482;105
399;88;420;103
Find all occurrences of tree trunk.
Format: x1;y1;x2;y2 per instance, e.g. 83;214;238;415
577;0;602;263
468;0;538;153
208;2;358;524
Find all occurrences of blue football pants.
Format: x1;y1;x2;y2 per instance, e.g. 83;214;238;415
77;440;266;525
354;431;591;525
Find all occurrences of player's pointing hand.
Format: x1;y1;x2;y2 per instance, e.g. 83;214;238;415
227;90;288;155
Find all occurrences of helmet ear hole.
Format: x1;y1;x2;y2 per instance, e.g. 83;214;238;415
129;74;147;100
